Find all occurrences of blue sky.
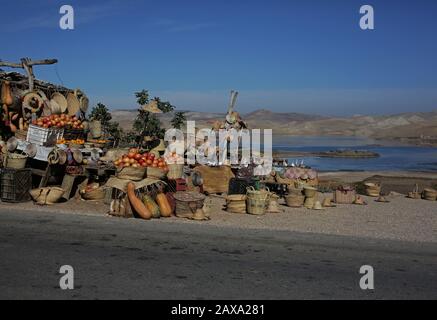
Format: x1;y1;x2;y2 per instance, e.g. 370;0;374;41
1;0;437;115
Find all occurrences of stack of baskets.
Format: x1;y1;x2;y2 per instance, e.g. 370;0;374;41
284;186;305;208
246;186;270;215
364;182;381;197
303;186;318;209
225;194;247;214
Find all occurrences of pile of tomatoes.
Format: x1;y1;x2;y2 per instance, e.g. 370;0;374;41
114;148;168;170
32;114;84;130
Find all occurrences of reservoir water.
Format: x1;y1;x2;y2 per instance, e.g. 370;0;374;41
273;136;437;172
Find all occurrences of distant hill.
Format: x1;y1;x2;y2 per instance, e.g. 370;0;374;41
111;108;437;141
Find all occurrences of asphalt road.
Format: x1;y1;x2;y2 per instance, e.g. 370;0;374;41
0;209;435;300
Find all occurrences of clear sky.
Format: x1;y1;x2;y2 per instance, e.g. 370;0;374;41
1;0;436;115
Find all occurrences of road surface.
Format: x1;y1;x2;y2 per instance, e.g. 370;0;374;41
0;209;435;299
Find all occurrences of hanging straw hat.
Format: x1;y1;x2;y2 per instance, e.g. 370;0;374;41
79;95;89;113
6;137;18;152
22;92;44;114
57;149;67;165
142;100;162;113
66;92;80;116
71;148;83;164
51;92;68;113
24;143;37;158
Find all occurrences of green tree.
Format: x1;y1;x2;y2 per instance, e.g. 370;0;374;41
171;111;187;129
106;121;123;146
132;89;176;141
89;103;112;127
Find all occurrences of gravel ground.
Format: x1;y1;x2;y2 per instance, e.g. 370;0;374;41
1;191;435;243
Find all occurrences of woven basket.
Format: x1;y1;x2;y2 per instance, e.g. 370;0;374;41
116;166;146;181
167;164;184;179
30;187;65;205
6;153;27;169
334;189;356;204
80;187;105;200
423;188;437;201
246;186;270;215
284;194;305;207
226;194;247;213
147;167;167;179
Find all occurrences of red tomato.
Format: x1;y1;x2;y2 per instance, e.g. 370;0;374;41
128;152;136;159
134;154;142;160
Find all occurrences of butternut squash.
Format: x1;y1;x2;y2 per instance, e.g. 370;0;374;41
143;195;160;218
1;81;13;106
156;188;172;217
127;182;152;220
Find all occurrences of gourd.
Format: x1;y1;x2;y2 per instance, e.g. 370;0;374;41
1;81;13;106
156;186;172;217
127;182;151;220
143;195;160;218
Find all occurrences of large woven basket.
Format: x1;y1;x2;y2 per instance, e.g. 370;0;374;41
30;187;65;205
246;187;270;215
284;194;305;207
167;164;184;179
116;166;146;181
423;188;437;201
6;153;27;169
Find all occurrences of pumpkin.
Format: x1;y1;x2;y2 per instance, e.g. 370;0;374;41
127;182;152;220
143;194;160;218
156;186;172;217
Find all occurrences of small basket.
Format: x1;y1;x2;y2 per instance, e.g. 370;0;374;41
334;187;356;204
6;153;28;169
116;166;146;181
246;186;270;215
167;164;184;179
303;186;317;198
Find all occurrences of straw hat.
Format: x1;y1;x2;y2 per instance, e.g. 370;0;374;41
375;195;390;203
354;196;367;205
24;143;37;158
6;137;18;152
189;208;210;221
22;92;44;114
51;92;68;113
71;148;83;164
312;201;325;210
142;100;162;113
79;95;89;113
66;92;80;116
57;149;67;165
322;198;336;208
